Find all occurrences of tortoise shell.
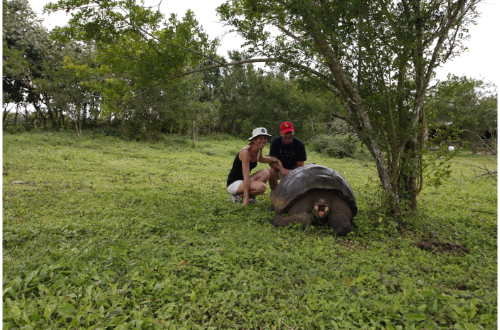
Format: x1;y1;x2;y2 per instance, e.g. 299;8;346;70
271;164;358;216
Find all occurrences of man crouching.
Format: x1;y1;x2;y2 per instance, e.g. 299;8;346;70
268;121;307;191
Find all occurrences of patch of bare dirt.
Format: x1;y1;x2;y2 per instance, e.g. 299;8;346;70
413;239;470;255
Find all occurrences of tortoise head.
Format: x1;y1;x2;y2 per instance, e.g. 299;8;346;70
313;198;330;219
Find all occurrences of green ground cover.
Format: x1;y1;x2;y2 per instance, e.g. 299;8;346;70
2;131;497;329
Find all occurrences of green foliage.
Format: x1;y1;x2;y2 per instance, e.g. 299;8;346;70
3;131;497;329
426;75;498;154
34;44;101;137
309;134;359;159
420;144;457;189
3;122;26;134
46;0;164;45
308;118;371;160
216;54;331;140
92;11;219;142
39;1;221;140
3;0;51;105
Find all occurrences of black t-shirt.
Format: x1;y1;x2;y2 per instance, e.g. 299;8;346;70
226;152;258;187
269;137;307;170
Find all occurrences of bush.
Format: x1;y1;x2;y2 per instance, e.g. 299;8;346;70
102;126;121;137
309;133;359;158
3;124;26;134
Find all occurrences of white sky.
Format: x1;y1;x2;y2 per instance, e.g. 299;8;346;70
31;0;499;86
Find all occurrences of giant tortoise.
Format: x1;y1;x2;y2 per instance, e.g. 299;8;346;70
270;164;357;236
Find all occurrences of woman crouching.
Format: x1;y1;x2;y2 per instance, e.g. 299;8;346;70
227;127;283;205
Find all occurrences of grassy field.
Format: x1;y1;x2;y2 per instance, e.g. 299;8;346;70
2;131;497;329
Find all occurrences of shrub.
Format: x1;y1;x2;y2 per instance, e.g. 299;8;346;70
102;126;121;137
309;133;359;158
3;124;26;134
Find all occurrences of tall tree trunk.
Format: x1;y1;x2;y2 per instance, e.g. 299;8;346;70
83;104;87;129
33;103;47;129
191;112;196;148
75;120;82;138
14;104;19;126
24;105;30;130
60;110;65;129
3;105;12;125
48;107;56;129
472;140;478;154
74;106;83;138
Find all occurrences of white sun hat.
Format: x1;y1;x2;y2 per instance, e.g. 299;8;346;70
248;127;272;140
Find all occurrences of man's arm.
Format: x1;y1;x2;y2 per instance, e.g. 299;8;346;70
296;161;305;168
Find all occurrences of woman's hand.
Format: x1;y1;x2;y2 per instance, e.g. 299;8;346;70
266;156;283;168
280;168;291;176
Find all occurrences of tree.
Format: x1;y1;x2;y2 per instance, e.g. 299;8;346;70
2;0;52;128
35;43;101;137
217;0;482;209
44;0;272;92
158;73;215;146
426;75;497;153
46;2;228;141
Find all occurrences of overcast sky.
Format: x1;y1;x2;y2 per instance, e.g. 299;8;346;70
31;0;499;86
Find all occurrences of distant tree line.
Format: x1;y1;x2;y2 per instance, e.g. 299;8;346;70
5;0;495;146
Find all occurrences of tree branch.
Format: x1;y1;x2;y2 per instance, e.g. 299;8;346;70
330;112;352;125
133;58;273;97
275;23;308;45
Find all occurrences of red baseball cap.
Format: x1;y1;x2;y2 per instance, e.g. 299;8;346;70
280;122;294;134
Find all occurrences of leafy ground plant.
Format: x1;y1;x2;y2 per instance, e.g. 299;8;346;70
3;131;497;329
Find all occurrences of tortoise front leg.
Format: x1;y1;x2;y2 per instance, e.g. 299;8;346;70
272;212;311;227
327;206;352;236
321;195;353;236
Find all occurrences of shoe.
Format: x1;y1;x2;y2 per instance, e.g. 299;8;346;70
231;194;242;204
249;198;258;204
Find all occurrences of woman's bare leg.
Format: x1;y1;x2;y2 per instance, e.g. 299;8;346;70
235;169;269;197
251;169;270;184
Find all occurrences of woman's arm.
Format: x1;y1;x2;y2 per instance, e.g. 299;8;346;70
259;152;283;168
239;149;251;205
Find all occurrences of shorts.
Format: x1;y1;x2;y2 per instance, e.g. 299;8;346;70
227;180;242;195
